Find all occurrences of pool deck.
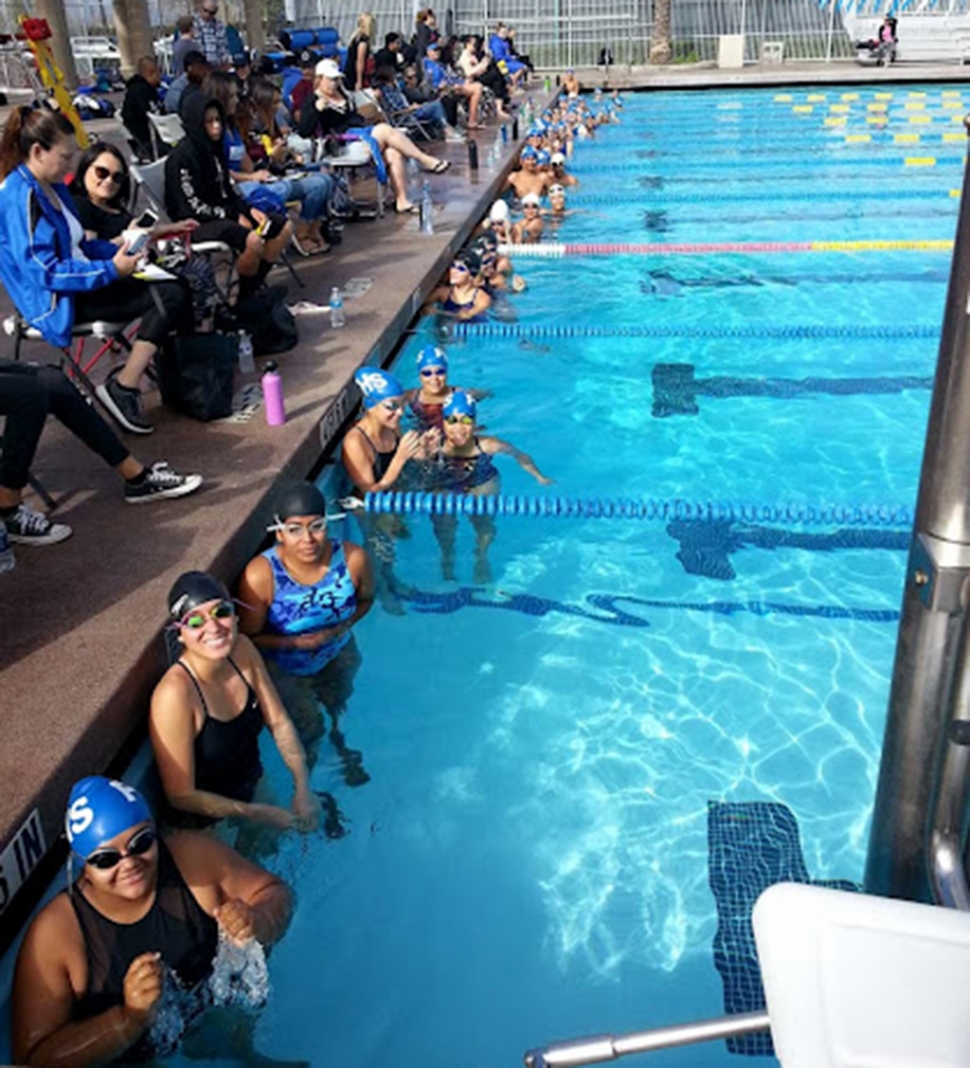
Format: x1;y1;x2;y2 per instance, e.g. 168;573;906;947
0;58;966;949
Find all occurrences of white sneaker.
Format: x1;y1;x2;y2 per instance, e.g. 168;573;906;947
125;462;203;504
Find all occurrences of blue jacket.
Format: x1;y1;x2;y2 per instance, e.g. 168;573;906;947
0;165;119;347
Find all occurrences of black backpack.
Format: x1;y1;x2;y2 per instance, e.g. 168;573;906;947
228;285;298;356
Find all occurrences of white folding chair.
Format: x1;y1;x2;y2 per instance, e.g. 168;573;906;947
754;882;970;1067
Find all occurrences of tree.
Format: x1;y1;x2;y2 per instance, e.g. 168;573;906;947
650;0;672;63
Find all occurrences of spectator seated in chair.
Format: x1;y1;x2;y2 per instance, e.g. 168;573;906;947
456;34;512;120
373;65;463;142
298;58;450;215
0;107;193;436
164;50;211;119
423;41;484;129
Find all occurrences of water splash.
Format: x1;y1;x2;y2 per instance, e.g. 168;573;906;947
209;928;270;1009
148;972;195;1057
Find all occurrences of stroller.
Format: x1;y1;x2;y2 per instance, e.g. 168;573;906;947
856;16;897;65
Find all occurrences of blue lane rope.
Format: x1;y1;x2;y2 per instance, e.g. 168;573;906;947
354;492;915;528
454;323;940;340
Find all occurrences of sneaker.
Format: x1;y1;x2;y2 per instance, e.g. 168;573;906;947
445;128;465;143
125;462;203;505
3;502;72;545
96;378;153;435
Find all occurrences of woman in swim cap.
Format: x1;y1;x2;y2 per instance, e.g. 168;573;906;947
430;390;552;583
512;192;544;244
342;367;435;613
149;570;319;832
422;247;491;323
11;777;291;1067
485;198;513;245
404;344;491;432
238;481;374;786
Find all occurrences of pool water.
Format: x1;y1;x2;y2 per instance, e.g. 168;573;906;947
9;84;959;1068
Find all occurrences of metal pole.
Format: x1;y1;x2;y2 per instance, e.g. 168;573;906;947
825;0;837;62
524;1012;771;1068
865;116;970;903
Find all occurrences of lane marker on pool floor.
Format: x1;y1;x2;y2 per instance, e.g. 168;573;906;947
499;240;954;258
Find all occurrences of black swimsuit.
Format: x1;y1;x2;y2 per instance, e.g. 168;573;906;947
354;424;396;490
70;838;218;1060
178;657;264;804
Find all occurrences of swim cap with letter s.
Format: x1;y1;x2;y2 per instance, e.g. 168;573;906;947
443;390;477;420
167;570;231;621
275;480;326;520
66;777;153;858
354;367;405;409
416;345;448;373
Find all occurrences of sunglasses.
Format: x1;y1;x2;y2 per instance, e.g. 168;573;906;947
420;368;447;378
86;827;157;870
381;400;404;414
280;518;327;539
93;164;123;185
445;414;474;425
180;600;236;630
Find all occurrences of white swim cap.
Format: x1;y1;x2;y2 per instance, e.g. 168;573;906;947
489;200;510;222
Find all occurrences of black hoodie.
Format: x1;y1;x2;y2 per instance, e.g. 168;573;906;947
164;95;250;224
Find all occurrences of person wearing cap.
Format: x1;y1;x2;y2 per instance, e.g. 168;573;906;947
550;150;579;187
473;232;525;295
430;390;552;583
422;247;492;322
238;482;374;785
343;368;435;613
506;145;551;201
423;40;484;129
298;57;450;215
485;198;514;246
404;344;490;432
512;192;544;244
149;571;319;831
546;183;570;223
10;777;291;1067
193;0;231;67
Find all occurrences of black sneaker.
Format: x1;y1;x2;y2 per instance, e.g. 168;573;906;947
125;463;203;505
3;502;72;545
96;378;153;435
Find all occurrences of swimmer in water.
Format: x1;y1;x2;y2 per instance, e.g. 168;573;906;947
422;247;492;322
484;198;514;246
238;481;374;785
150;570;320;832
506;145;551;200
11;777;291;1068
550;151;579;187
512;192;544;243
404;345;490;432
430;390;552;584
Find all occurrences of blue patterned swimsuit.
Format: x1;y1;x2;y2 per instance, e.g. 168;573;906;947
261;542;358;676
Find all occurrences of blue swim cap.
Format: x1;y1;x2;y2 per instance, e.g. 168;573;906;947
354;367;405;409
537;149;551;165
416;345;448;373
66;777;153;858
443;390;477;420
520;145;538;161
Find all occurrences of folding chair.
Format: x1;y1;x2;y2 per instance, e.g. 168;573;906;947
315;137;387;219
130;159;239;305
146;111;185;161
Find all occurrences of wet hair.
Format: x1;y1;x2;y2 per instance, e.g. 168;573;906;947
69;141;131;208
0;105;75;179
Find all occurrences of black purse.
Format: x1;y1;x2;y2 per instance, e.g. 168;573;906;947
154;330;238;422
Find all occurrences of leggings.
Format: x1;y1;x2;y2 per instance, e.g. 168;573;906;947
0;362;129;491
74;278;192;349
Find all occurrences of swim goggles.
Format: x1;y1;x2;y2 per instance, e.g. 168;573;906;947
179;600;236;630
86;827;157;870
445;414;474;425
420;367;447;377
276;518;328;539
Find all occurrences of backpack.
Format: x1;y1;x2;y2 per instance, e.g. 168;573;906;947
229;285;298;356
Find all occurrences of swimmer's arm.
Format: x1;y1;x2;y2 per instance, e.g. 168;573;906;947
420;285;450;316
485;436;553;485
343;426;417;493
149;672;288;825
238;636;312;802
236;555;273;639
12;901;147;1068
171;832;293;947
344;541;375;626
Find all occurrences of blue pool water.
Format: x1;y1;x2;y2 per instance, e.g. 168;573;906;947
5;84;958;1067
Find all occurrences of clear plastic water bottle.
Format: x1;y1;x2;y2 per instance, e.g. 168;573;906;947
419;179;434;235
237;330;255;374
0;520;15;574
329;286;345;328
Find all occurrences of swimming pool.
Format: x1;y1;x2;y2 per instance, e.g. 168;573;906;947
10;83;958;1067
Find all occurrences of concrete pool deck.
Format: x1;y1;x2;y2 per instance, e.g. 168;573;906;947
0;59;966;949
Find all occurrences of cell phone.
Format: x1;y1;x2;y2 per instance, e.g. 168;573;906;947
134;209;158;229
125;230;150;255
256;216;271;237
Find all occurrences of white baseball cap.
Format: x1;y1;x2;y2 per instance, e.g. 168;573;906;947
315;58;343;79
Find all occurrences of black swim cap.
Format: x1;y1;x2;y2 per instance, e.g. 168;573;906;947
455;247;482;275
274;481;326;521
168;570;230;620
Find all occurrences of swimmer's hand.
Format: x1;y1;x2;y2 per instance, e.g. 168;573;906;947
248;802;300;831
215;899;257;944
292;623;349;650
396;430;423;460
291;785;320;833
419;427;442;456
536;475;555;486
511;275;527;293
123;952;165;1018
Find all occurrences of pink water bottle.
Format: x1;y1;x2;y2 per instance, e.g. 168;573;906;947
262;361;286;426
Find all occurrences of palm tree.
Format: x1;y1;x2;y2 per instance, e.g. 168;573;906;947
651;0;672;63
